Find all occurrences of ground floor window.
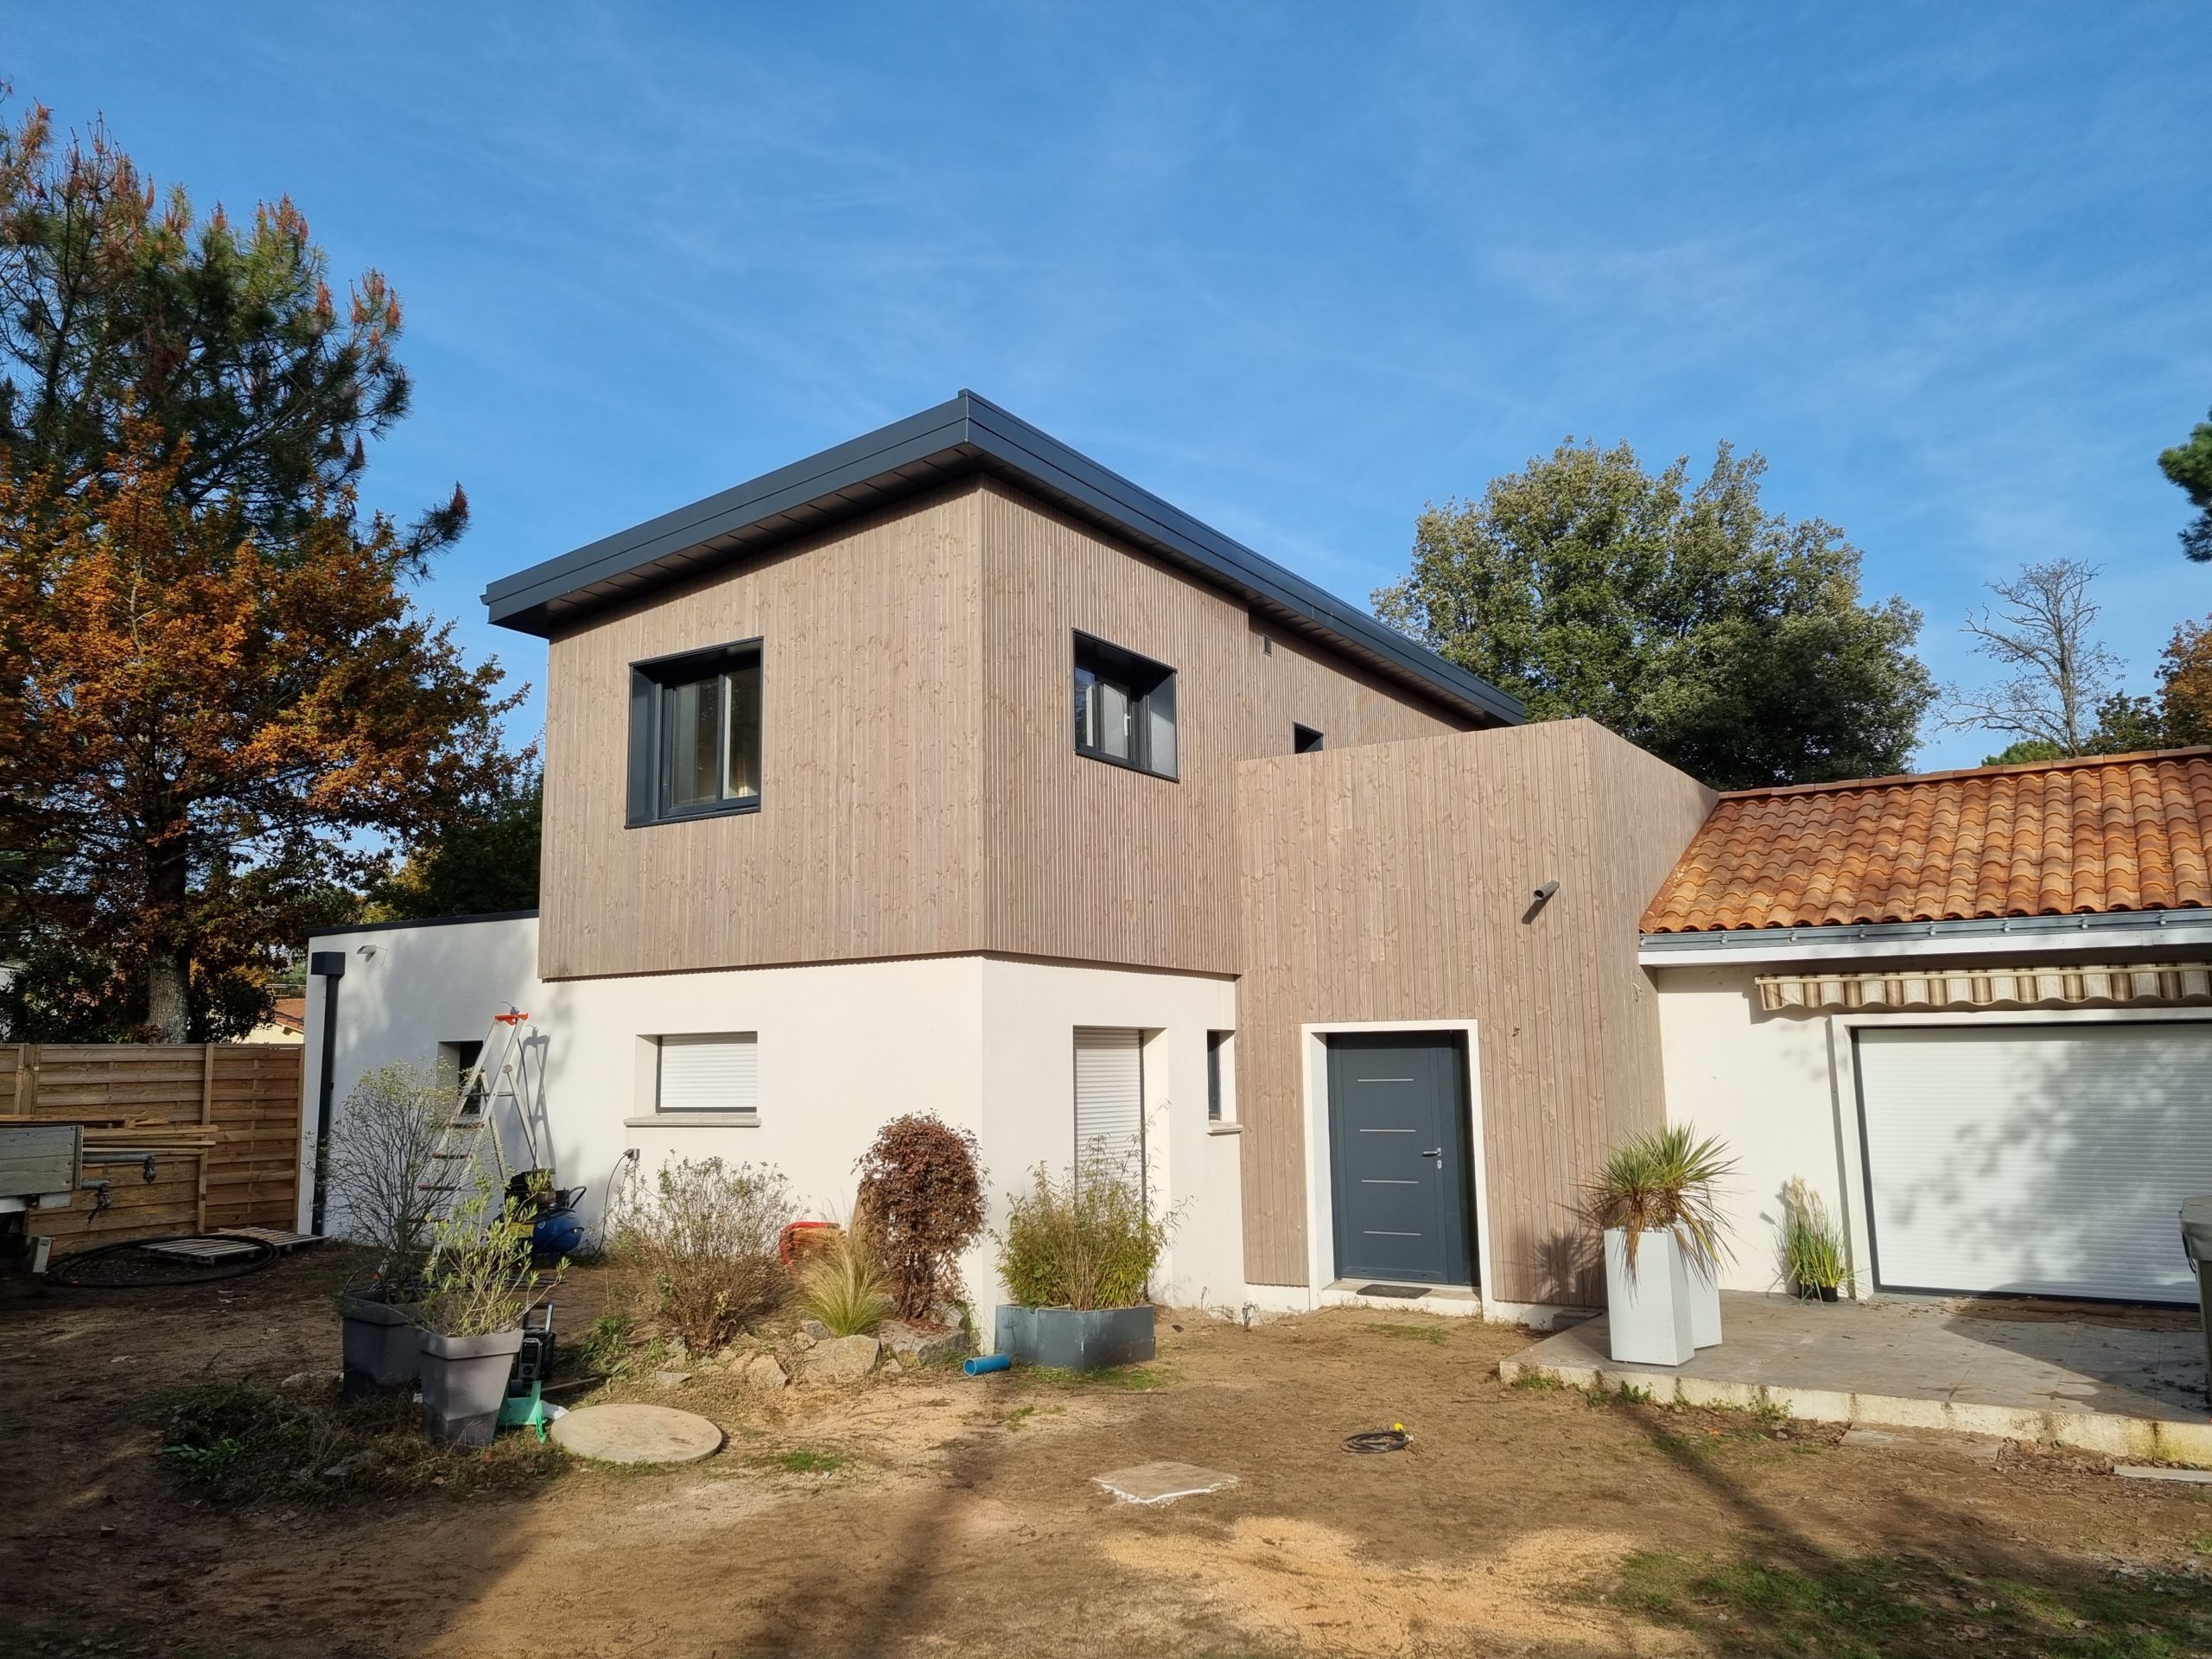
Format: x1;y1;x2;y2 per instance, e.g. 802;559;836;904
1073;1026;1144;1184
1206;1030;1233;1122
655;1033;760;1118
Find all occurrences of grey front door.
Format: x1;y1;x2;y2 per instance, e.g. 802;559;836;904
1327;1033;1475;1286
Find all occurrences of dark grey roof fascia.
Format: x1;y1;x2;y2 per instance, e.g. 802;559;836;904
482;391;1522;727
307;908;540;938
1640;909;2212;954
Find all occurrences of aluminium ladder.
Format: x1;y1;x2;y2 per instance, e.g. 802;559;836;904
420;1007;547;1211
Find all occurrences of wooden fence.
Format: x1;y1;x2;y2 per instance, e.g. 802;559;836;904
0;1044;304;1252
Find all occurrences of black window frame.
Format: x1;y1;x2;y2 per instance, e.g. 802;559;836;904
627;637;766;828
1294;723;1325;754
1072;631;1178;781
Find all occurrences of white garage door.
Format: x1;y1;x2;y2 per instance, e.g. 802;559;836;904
1857;1023;2212;1303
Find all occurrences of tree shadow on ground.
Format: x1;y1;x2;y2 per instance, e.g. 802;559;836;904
1601;1398;2212;1657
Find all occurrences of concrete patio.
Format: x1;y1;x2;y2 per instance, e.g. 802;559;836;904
1498;1290;2212;1466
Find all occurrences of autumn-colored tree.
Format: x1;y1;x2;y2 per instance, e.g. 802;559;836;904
0;423;517;1039
2079;617;2212;758
0;99;518;1039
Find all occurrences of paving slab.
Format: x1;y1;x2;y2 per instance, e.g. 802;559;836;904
1500;1291;2212;1467
1094;1460;1239;1504
549;1402;724;1465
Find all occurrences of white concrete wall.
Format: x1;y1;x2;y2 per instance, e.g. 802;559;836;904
298;918;1243;1330
1651;963;1849;1294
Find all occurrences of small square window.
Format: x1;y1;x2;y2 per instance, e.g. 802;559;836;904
1073;632;1176;779
1294;723;1325;754
627;640;763;825
655;1033;759;1117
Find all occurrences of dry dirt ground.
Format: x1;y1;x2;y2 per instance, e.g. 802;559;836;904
3;1250;2211;1658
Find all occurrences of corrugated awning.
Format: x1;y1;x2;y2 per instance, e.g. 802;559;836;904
1756;962;2212;1014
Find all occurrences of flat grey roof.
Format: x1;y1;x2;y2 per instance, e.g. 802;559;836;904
481;391;1522;726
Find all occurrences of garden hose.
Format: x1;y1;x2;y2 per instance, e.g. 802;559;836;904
1343;1424;1413;1454
45;1233;280;1288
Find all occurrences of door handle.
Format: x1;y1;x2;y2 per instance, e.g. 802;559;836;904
1420;1147;1443;1160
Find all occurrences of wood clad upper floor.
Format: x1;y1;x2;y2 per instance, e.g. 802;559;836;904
537;476;1486;980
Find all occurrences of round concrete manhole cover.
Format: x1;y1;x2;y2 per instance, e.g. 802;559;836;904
550;1402;724;1465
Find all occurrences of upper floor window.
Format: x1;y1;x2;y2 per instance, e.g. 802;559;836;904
628;639;763;826
1073;632;1177;779
1294;723;1325;754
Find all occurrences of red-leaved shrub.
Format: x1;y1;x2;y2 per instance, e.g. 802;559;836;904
855;1115;985;1320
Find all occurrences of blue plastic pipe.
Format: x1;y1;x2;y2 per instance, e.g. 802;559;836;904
963;1352;1012;1376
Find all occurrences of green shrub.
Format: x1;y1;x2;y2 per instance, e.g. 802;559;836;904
416;1174;550;1338
993;1157;1172;1311
610;1156;794;1351
854;1114;985;1319
795;1224;893;1337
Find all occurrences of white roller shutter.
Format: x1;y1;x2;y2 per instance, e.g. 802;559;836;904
657;1033;759;1116
1856;1023;2212;1303
1074;1027;1144;1187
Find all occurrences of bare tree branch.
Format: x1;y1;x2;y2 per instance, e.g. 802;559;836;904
1942;559;2118;754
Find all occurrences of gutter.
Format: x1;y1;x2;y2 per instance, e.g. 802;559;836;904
1639;909;2212;968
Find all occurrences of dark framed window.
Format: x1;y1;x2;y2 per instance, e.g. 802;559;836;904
1294;723;1325;754
1073;632;1177;779
627;639;764;826
1206;1030;1232;1122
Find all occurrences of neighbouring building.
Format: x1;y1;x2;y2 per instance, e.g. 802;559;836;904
297;393;2212;1327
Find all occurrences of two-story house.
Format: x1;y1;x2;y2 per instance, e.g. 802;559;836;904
298;393;1718;1324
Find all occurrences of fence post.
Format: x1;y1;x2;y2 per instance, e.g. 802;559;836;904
196;1043;216;1233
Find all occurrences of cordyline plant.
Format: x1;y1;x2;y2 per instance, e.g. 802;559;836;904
1585;1124;1737;1279
854;1114;984;1321
0;99;523;1042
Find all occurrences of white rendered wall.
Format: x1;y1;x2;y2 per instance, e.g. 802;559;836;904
1651;963;1850;1294
297;918;1243;1329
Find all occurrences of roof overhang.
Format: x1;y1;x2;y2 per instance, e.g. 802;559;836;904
1639;908;2212;968
481;391;1523;728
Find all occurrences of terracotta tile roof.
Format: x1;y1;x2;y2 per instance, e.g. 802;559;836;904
267;996;308;1033
1641;747;2212;933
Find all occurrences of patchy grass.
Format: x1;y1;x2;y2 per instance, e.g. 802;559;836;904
1375;1321;1446;1345
753;1448;853;1476
575;1313;636;1376
155;1380;567;1503
1018;1361;1179;1392
1507;1368;1566;1391
1584;1379;1656;1408
1611;1550;2212;1657
1002;1405;1037;1431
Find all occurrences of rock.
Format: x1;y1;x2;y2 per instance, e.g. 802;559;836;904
279;1371;321;1390
740;1353;788;1392
802;1334;880;1382
881;1319;969;1369
651;1369;694;1389
321;1448;385;1480
664;1337;690;1363
799;1318;831;1342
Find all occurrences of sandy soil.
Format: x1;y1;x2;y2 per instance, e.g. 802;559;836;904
3;1252;2209;1658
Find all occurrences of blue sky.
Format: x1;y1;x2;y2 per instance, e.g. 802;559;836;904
13;6;2210;768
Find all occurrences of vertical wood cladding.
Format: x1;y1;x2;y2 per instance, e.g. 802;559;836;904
1232;721;1716;1300
539;480;1469;980
539;486;988;979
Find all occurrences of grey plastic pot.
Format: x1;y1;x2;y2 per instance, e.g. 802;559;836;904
994;1304;1154;1371
417;1328;526;1447
339;1291;424;1397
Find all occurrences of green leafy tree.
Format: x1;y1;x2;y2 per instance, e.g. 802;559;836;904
1372;438;1934;790
2160;409;2212;564
369;768;543;922
1981;739;2066;767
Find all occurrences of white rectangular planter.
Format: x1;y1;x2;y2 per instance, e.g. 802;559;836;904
1604;1227;1694;1367
1685;1258;1722;1350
